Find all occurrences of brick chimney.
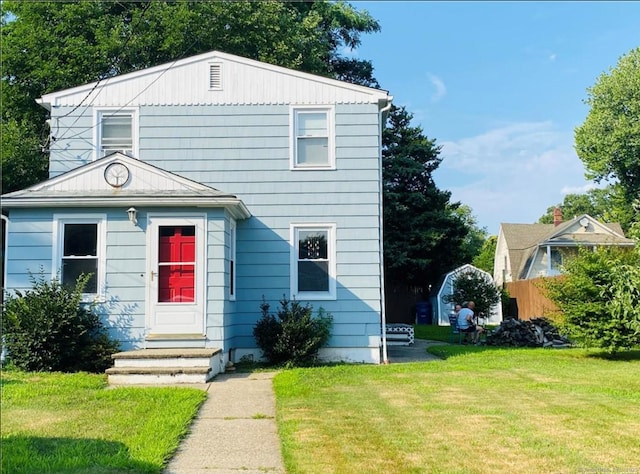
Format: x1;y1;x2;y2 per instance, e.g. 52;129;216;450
553;207;562;227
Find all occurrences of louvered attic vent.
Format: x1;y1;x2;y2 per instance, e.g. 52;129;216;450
209;63;222;90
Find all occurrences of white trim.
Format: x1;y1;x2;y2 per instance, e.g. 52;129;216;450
290;223;337;300
39;51;390;108
52;213;107;302
93;107;139;161
290;105;335;170
229;219;236;301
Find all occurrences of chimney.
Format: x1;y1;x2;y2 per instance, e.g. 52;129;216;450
553;207;562;227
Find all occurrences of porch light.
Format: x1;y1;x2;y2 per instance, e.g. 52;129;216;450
127;207;138;226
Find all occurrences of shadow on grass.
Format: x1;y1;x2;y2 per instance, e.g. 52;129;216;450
1;435;158;473
586;349;640;361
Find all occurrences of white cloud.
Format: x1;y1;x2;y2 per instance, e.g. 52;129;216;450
434;121;593;235
549;53;557;61
428;73;446;102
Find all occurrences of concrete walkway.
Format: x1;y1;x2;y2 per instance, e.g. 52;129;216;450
164;340;444;473
164;371;285;474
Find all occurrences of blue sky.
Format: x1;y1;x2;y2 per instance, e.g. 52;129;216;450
352;1;640;235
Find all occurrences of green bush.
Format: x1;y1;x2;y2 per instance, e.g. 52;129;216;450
253;296;332;366
543;246;640;353
1;272;119;372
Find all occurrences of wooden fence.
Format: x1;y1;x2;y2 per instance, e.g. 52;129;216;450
505;277;559;320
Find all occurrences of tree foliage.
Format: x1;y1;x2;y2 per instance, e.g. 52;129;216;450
472;235;497;274
575;47;640;203
1;0;379;192
538;185;635;233
382;105;469;291
543;246;640;353
442;268;501;318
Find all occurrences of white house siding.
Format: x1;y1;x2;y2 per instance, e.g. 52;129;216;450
39;99;383;362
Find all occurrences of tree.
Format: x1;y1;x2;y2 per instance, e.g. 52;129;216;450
383;105;469;292
538;185;635;232
443;268;501;319
575;47;640;203
1;0;380;192
453;204;488;264
472;235;497;274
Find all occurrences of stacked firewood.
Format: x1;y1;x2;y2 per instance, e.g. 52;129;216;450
485;318;572;348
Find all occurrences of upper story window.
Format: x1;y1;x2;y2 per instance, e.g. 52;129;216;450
94;108;138;159
290;223;337;300
290;107;335;170
53;214;107;301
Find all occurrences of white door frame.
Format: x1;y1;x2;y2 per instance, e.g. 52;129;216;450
146;213;207;335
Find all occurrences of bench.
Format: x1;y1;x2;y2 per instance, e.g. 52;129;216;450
385;323;415;346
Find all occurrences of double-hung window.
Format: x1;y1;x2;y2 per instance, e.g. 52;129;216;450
95;108;138;159
291;107;335;169
53;214;106;300
291;224;336;300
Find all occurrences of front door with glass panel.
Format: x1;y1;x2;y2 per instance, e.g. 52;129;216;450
148;216;205;335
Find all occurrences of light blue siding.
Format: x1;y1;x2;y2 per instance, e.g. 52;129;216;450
12;99;384;359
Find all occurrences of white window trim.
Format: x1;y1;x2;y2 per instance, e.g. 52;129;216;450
93;107;139;161
52;213;107;302
289;105;335;170
290;223;337;300
229;219;236;301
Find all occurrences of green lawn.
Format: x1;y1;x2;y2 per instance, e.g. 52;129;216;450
0;370;206;473
3;344;640;474
274;346;640;474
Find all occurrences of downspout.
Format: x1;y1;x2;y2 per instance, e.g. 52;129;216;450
378;97;393;364
1;214;8;363
1;214;8;294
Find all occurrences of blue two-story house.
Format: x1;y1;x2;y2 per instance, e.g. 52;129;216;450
1;51;393;379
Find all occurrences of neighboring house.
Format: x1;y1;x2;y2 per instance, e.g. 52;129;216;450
493;212;635;287
429;264;502;326
1;50;393;366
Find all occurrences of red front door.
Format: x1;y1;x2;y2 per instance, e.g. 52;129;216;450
158;226;195;303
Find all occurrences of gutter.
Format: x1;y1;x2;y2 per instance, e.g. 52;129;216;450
378;97;393;365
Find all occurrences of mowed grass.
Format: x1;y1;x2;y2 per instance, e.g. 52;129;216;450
274;346;640;474
1;370;207;473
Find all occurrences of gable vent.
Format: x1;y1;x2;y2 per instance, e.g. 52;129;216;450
209;63;222;90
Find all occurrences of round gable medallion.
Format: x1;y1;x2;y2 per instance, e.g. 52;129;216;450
104;162;130;187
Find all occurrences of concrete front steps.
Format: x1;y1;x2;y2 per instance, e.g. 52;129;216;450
106;348;223;385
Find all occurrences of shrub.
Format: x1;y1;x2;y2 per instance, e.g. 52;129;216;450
253;296;332;366
1;272;119;372
543;246;640;353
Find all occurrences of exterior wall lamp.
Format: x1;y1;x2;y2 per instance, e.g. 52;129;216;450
127;207;138;226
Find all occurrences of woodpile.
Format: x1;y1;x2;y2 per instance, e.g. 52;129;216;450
485;318;572;348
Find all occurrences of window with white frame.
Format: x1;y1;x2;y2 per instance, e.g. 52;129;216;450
95;109;138;158
291;107;335;169
291;224;336;299
54;215;106;299
229;220;236;300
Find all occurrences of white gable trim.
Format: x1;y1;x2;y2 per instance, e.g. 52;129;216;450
38;51;391;109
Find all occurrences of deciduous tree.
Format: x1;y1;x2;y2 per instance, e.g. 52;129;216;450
575;47;640;203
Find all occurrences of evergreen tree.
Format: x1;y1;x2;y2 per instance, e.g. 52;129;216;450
383;105;469;293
